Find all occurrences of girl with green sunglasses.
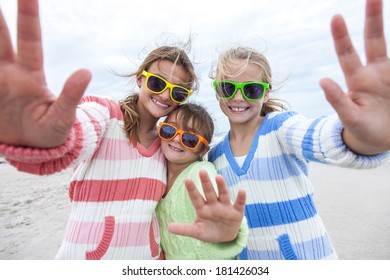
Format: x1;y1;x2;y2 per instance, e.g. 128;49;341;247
209;0;390;260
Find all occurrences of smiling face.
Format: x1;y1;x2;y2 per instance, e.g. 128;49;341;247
137;59;191;120
217;59;270;126
160;111;208;169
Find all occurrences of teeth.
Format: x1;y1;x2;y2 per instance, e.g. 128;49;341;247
169;144;183;152
230;106;247;112
152;97;169;108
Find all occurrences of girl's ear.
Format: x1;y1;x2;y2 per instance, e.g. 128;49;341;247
263;90;271;103
136;73;142;88
199;145;210;159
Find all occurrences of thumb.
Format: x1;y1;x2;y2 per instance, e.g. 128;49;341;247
319;77;356;120
55;69;92;115
167;223;197;238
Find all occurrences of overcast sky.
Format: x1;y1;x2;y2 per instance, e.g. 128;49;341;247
1;0;389;135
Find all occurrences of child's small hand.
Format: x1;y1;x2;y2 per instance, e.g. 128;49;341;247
167;169;246;243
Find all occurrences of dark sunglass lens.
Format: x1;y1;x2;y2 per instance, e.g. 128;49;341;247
218;82;235;98
148;76;166;92
244;84;264;99
182;133;199;148
160;125;176;139
172;88;189;103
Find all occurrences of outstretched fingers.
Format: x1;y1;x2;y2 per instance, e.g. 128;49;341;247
198;169;219;204
0;9;14;61
215;174;233;204
232;188;246;214
365;0;387;62
55;69;92;113
215;174;246;212
17;0;43;71
320;77;358;120
331;0;387;80
184;177;205;210
167;222;198;239
330;14;362;79
184;170;230;211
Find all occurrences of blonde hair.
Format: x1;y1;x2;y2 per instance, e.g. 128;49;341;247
120;45;198;142
211;46;288;116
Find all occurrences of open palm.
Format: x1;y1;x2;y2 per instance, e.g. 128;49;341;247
320;0;390;155
167;169;247;243
0;0;91;148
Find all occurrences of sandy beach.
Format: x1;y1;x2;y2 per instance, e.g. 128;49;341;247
0;158;389;260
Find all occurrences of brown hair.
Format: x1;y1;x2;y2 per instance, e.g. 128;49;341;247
120;45;198;142
165;103;214;157
211;46;289;116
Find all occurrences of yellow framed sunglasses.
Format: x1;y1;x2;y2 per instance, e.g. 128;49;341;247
142;70;192;104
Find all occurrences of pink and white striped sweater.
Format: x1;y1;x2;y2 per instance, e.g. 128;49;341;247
0;96;167;260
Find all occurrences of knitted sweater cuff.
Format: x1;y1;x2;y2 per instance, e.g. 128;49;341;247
319;115;389;168
197;216;249;259
0;120;84;175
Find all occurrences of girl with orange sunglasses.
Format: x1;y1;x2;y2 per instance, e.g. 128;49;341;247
0;1;244;260
156;103;248;259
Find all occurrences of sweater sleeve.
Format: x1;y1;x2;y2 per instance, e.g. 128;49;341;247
0;96;120;175
272;112;389;169
187;161;248;259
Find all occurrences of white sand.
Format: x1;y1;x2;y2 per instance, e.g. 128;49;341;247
0;158;389;260
310;161;390;260
0;160;71;260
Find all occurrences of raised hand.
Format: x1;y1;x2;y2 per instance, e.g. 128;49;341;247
167;169;246;243
0;0;91;148
319;0;390;155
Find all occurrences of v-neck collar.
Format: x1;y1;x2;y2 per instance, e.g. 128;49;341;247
134;137;161;157
223;119;265;176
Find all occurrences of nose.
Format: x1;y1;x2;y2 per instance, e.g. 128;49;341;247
233;89;245;101
172;133;181;143
160;88;171;101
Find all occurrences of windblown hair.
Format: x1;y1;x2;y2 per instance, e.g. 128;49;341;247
120;45;198;142
211;46;289;116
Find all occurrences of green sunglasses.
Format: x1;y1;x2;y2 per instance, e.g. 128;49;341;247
213;80;269;101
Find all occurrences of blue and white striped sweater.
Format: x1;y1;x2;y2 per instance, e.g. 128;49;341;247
209;111;389;260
